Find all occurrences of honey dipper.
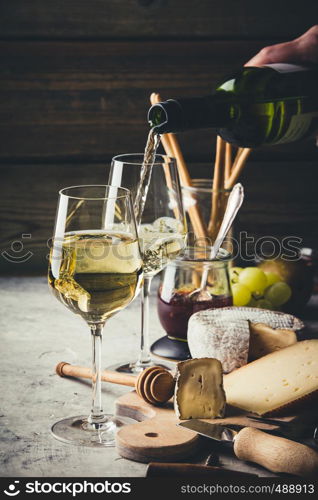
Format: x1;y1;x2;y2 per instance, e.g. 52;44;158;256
56;362;175;406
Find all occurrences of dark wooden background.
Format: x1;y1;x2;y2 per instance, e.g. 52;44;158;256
0;0;317;273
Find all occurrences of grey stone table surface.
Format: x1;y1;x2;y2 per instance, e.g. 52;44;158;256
1;276;318;478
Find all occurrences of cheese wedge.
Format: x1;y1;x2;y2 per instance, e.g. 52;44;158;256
224;340;318;415
174;358;226;420
249;322;297;360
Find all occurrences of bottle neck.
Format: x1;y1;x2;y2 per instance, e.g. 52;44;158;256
148;95;230;134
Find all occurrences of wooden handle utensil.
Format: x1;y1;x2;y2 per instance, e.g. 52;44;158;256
56;362;175;406
234;427;318;478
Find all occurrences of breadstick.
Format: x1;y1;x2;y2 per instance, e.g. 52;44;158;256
208;135;225;238
225;148;252;189
224;142;232;183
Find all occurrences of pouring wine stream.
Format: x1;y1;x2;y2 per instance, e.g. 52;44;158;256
189;183;244;302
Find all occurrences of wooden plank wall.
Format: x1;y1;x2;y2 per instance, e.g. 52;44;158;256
0;1;317;273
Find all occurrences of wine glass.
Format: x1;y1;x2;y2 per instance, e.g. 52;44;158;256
48;185;143;446
108;154;187;373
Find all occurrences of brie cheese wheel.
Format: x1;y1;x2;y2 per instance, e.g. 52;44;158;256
174;358;226;420
188;307;304;372
188;312;250;373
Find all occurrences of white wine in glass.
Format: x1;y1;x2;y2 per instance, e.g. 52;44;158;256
108;154;187;373
48;185;143;447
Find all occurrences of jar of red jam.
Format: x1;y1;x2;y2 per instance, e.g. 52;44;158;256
157;246;232;342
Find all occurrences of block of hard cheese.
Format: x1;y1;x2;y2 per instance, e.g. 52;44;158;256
249;322;297;360
224;340;318;416
175;358;226;420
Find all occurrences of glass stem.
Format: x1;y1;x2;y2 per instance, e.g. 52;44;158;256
137;276;152;366
88;323;105;426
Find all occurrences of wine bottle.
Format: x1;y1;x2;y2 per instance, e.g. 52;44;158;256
148;64;318;147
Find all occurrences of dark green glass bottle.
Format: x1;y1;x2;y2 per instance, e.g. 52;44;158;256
148;64;318;147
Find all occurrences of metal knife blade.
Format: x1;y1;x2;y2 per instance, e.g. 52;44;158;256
178;420;238;442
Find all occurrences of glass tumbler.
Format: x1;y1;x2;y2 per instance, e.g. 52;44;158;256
182;178;234;250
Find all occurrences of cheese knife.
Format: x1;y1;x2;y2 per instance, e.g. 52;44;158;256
178;420;318;477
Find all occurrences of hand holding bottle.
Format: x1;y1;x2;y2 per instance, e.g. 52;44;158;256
245;25;318;67
148;25;318;147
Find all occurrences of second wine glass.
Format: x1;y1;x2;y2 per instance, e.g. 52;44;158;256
108;154;187;373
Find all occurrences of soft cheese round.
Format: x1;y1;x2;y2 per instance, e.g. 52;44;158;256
187;307;304;373
188;315;250;373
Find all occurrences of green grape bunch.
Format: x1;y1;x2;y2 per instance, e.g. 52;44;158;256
229;266;292;310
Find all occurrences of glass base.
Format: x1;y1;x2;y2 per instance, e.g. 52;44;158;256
107;358;173;375
150;335;191;362
51;414;133;447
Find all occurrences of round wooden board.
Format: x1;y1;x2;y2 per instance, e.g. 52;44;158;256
115;391;201;463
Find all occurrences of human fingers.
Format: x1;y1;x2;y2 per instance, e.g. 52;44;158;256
245;25;318;67
244;40;299;67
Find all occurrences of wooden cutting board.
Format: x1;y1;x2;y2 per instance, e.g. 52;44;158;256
115;391;316;463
